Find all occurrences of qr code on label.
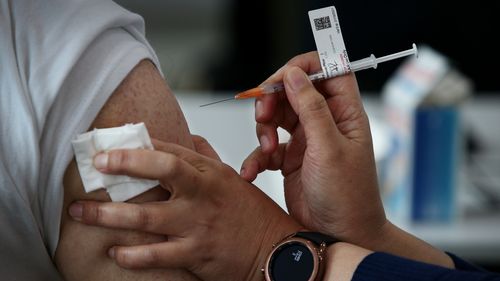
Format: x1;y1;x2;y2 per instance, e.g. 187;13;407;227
314;16;332;31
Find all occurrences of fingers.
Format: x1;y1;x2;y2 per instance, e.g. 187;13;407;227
262;51;321;86
256;52;322;121
151;139;210;166
255;93;277;123
320;72;361;101
69;201;186;235
110;241;189;270
283;67;339;148
94;149;201;195
240;144;287;181
254;52;323;151
256;123;278;154
255;96;298;153
191;134;221;161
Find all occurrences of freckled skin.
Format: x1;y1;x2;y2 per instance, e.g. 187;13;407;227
54;60;200;281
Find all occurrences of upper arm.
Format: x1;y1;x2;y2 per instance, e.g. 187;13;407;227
89;60;194;148
55;60;199;281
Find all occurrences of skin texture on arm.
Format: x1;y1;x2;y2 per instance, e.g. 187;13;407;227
54;60;200;281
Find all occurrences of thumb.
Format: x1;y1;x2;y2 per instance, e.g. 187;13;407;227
283;67;339;147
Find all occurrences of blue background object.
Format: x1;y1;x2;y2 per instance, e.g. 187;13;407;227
412;106;459;222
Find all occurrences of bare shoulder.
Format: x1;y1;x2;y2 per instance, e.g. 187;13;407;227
55;60;199;281
91;59;193;146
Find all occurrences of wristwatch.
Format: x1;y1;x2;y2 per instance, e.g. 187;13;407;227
263;232;338;281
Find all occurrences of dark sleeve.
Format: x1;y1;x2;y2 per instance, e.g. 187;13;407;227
447;253;487;272
352;252;500;281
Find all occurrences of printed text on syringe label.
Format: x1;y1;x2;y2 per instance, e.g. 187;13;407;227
308;6;351;78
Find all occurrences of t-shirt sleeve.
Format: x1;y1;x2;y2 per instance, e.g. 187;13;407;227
352;252;500;281
40;27;161;256
1;0;164;277
16;0;164;256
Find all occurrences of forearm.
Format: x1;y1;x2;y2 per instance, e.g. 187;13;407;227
322;243;493;281
361;221;454;269
323;243;372;281
351;252;498;281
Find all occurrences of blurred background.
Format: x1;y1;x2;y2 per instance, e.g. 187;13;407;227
115;0;500;93
115;0;500;271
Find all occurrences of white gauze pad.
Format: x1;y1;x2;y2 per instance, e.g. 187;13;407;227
71;123;159;201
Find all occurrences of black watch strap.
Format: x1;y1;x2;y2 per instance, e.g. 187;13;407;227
294;231;338;246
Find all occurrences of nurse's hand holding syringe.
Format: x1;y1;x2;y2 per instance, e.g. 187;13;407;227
239;47;454;269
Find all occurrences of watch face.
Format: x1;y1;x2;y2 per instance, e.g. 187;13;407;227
268;241;315;281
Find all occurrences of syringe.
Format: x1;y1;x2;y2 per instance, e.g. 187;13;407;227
200;43;418;107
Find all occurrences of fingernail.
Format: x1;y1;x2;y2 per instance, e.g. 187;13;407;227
260;135;270;151
69;203;82;221
255;99;263;119
108;247;115;259
270;65;285;80
240;167;246;177
286;67;308;92
94;153;108;170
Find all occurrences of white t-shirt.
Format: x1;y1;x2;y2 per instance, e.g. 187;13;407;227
0;0;161;279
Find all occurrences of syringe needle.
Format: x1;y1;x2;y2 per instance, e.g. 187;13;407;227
199;87;265;107
199;97;235;107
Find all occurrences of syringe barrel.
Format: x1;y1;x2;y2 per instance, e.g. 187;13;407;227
261;44;416;95
351;54;377;72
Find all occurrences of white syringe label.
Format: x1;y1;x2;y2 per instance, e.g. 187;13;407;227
308;6;351;78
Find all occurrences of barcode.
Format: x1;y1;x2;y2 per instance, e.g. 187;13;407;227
314;16;332;31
